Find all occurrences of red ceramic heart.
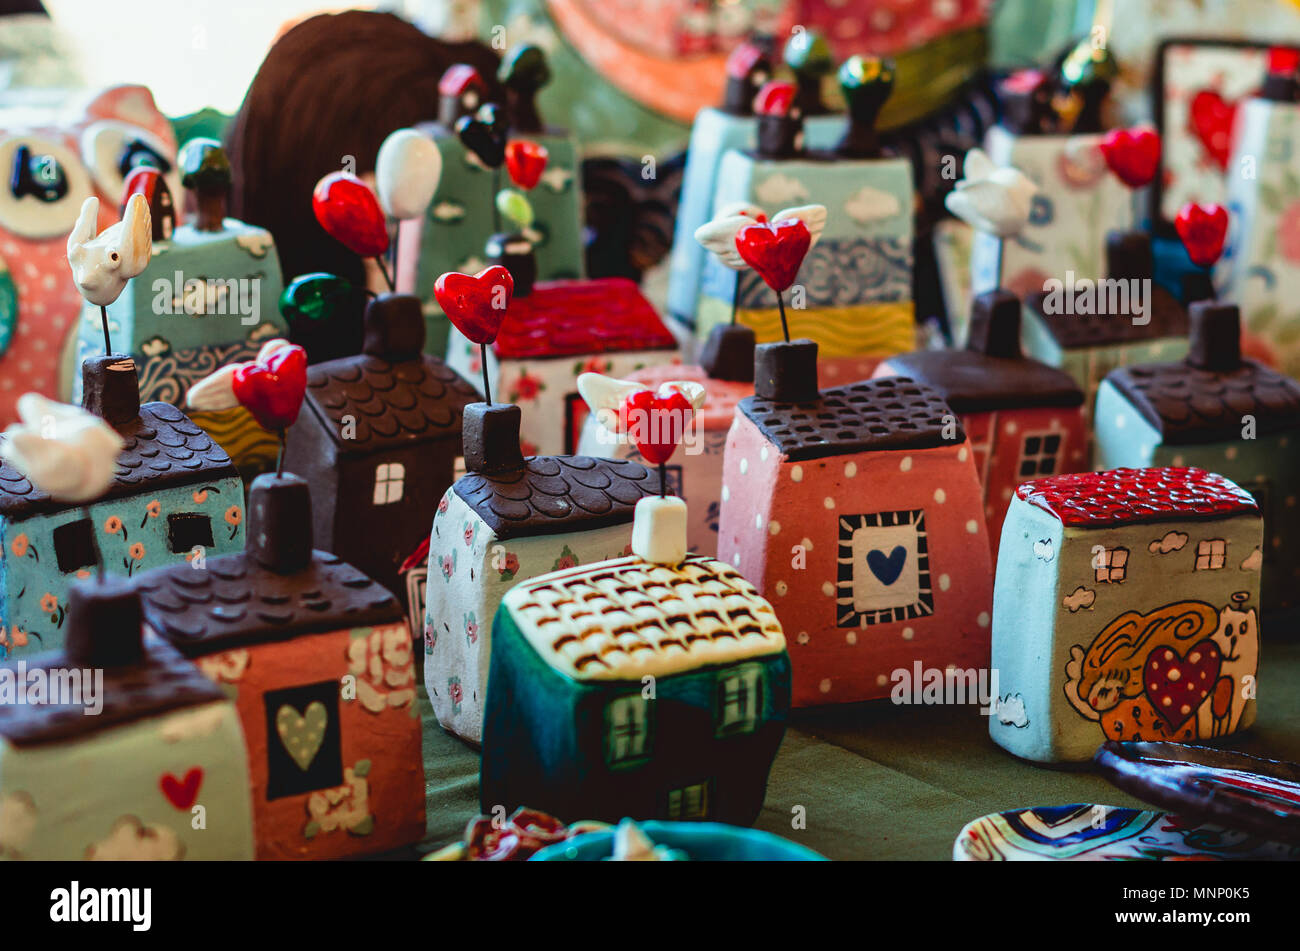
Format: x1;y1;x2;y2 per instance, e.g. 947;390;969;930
753;80;797;117
160;767;203;810
620;388;694;465
434;266;514;344
1188;89;1236;172
505;141;549;190
1143;639;1222;731
1175;202;1229;268
231;341;308;431
312;171;389;258
734;218;811;292
1099;126;1161;189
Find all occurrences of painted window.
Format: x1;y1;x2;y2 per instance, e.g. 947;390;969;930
263;681;343;800
715;663;763;737
1095;546;1128;583
167;513;214;554
372;462;405;505
1196;539;1227;571
53;517;96;574
604;694;651;768
1018;432;1063;478
837;509;933;627
665;781;710;820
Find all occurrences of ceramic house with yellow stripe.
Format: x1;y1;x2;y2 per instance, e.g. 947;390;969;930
480;494;790;825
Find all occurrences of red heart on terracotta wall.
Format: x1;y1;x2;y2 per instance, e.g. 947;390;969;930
434;265;515;344
231;341;308;431
734;218;811;293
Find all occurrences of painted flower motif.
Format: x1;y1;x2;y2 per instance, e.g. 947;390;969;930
510;369;544;403
463;521;476;546
305;765;372;837
424;624;435;654
448;676;464;714
1277;199;1300;264
440;552;456;580
1056;140;1107;190
140;499;161;528
129;542;145;561
10;534;28;558
345;623;415;713
9;629;26;647
39;593;57;614
465;612;479;645
577;356;612;375
193;489;209;504
553;544;579;572
103;515;124;537
437;495;450;515
224;505;242;539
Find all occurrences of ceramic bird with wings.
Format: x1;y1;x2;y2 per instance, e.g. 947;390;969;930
66;193;152;307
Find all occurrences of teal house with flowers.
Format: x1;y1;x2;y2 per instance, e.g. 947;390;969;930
0;357;244;658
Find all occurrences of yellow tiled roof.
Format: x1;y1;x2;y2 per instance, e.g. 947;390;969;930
502;555;786;682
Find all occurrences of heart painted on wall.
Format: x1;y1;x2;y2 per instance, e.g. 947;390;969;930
159;767;204;810
1188;89;1237;172
276;701;328;771
734;218;811;292
1143;639;1222;731
866;546;907;585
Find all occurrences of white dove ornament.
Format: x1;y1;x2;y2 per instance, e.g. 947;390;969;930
66;194;153;307
944;148;1037;239
0;394;125;503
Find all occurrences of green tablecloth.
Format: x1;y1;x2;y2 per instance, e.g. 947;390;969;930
417;640;1300;861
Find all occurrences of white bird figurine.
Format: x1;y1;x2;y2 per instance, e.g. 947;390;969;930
0;394;125;503
66;194;152;308
577;372;706;435
944;148;1038;239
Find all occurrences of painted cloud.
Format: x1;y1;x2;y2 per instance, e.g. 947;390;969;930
1241;547;1263;572
995;694;1029;728
1032;538;1054;562
1148;530;1189;555
753;173;809;207
85;816;184;861
1063;586;1096;612
844;185;902;225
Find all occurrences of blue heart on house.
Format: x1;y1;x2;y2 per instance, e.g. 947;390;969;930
866;546;907;585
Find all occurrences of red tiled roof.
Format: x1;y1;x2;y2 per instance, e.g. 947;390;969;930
492;279;677;360
1016;467;1259;527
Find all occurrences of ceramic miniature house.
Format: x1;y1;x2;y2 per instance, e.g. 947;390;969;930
480;497;791;825
666;41;842;330
1094;302;1300;612
398;55;585;356
0;577;254;860
75;147;288;474
445;278;679;456
1022;233;1188;424
1222;50;1300;379
969;79;1131;298
876;290;1088;554
134;473;424;860
284;293;478;602
423;402;660;744
0;357;245;660
575;332;755;557
716;341;994;707
989;467;1263;763
693;109;915;359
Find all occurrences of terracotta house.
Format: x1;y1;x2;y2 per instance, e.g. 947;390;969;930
134;472;424;860
876;290;1088;555
284;293;478;602
716;341;994;707
423;401;660;744
0;357;244;660
0;577;254;860
1094;301;1300;613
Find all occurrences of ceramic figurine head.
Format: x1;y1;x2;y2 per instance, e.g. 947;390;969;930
784;30;834;117
999;69;1057;135
499;44;552;133
66;193;152;308
439;63;489;128
836;55;895;158
722;42;771;116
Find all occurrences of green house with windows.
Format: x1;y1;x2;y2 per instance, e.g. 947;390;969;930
0;357;244;659
479;553;791;826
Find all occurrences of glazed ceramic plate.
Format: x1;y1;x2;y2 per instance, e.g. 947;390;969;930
529;821;826;861
1095;741;1300;846
954;803;1300;861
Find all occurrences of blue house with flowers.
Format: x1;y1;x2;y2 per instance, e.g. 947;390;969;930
0;357;244;658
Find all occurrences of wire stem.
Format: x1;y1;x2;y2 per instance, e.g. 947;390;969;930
480;343;492;404
776;292;790;343
100;305;113;355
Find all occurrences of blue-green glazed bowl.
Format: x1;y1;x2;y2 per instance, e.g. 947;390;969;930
529;821;827;861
